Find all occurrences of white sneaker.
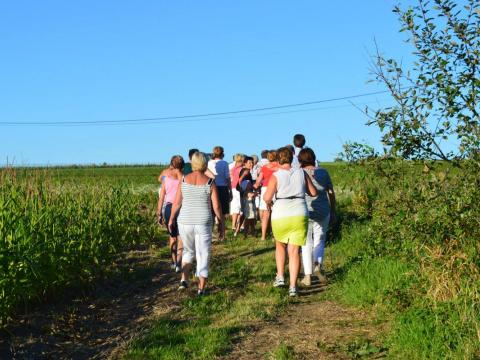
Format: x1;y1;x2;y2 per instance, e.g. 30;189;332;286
273;276;285;287
288;287;298;297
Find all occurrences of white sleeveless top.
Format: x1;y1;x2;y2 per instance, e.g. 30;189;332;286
271;168;308;220
177;178;213;226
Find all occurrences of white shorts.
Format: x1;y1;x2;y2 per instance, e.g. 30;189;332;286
178;223;212;278
230;188;242;214
259;187;275;211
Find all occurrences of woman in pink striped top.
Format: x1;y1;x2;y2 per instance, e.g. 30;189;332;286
157;155;184;272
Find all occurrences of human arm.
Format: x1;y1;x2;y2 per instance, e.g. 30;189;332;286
224;162;233;201
210;183;224;226
254;171;264;189
168;184;183;232
156;185;166;225
325;173;336;225
263;175;277;211
304;171;318;197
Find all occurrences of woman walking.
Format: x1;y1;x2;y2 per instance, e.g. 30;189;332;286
157;155;184;272
255;150;279;240
263;147;317;297
230;153;245;231
298;148;336;285
207;146;232;241
169;152;224;295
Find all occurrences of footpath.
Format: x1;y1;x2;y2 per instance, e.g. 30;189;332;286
0;236;386;359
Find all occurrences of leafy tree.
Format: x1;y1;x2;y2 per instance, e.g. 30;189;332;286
339;141;377;163
367;0;480;163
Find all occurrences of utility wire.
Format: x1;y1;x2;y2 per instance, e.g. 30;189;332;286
0;89;390;126
1;97;393;128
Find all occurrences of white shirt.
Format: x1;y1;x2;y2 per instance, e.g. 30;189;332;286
292;147;302;169
208;159;230;187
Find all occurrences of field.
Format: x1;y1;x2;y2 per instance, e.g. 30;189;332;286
1;162;479;359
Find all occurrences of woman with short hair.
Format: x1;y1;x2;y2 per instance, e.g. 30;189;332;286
157;155;184;272
298;148;336;285
255;150;279;240
169;152;224;295
230;153;245;231
207;146;232;241
263;147;317;297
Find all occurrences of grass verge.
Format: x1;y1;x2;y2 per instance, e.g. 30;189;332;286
124;236;290;359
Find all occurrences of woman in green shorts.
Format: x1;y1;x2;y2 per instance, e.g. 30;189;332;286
263;147;317;296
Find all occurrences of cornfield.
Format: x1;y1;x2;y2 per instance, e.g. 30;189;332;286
0;168;159;326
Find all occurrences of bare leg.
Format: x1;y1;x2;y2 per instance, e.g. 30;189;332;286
169;236;177;264
261;210;270;240
287;244;300;288
181;262;192;282
235;215;244;235
275;241;286;278
231;213;239;230
218;216;226;241
198;276;207;290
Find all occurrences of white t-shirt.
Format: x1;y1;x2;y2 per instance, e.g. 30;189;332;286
292;147;302;169
208;159;230;187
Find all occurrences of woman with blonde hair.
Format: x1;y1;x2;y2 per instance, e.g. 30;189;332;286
157;155;184;272
263;147;317;297
255;150;280;240
229;153;245;231
169;152;224;295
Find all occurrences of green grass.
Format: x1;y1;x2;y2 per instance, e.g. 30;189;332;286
325;195;480;359
124;236;290;359
266;343;296;360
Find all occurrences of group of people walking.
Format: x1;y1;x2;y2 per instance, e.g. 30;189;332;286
157;134;336;297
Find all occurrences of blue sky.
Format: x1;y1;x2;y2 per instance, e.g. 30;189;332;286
0;1;416;165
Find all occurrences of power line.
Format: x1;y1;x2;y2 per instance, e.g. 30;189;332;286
0;89;390;126
1;97;394;128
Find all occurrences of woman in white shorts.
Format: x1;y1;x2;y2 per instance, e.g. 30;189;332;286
229;153;245;230
169;152;224;295
254;150;279;240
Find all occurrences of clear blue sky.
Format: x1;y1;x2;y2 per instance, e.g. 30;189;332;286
0;1;416;166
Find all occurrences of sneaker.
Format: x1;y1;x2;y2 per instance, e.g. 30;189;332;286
178;280;188;290
197;289;205;296
273;276;285;287
170;262;176;270
300;275;311;287
289;287;298;297
175;264;181;273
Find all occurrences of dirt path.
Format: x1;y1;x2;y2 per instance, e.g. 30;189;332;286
223;279;387;359
0;245;387;360
0;246;184;360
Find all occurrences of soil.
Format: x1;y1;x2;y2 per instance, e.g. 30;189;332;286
223;284;387;359
0;247;387;360
0;246;186;360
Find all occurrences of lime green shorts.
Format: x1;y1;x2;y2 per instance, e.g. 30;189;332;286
271;215;308;246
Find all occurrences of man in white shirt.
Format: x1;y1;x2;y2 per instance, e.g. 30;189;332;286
292;134;305;169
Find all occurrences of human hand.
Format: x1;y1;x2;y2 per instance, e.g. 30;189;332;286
157;214;164;225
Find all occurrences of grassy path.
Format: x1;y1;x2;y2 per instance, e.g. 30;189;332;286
125;233;387;359
0;229;388;359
